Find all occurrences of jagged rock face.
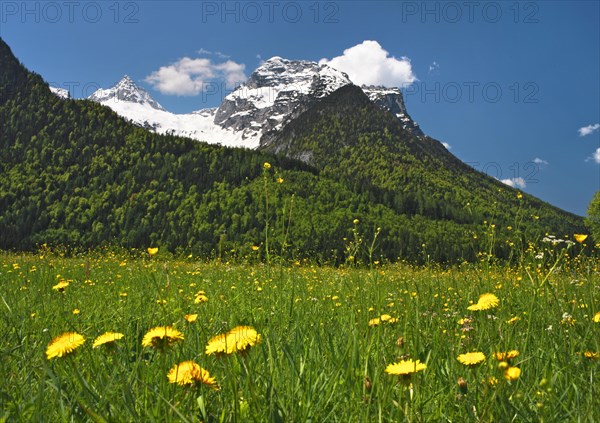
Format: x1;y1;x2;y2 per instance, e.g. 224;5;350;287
89;75;164;111
362;86;423;136
214;56;352;144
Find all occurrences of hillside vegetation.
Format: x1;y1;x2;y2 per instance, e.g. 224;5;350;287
0;38;587;263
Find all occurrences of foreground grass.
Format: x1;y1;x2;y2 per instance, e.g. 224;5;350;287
0;248;598;422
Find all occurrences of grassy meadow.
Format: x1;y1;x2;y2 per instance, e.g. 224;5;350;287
1;240;599;422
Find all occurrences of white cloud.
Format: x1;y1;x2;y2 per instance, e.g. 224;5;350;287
578;123;600;137
319;40;417;88
197;48;230;59
428;61;440;74
533;157;548;166
500;177;527;189
441;142;451;149
592;147;600;164
146;57;247;96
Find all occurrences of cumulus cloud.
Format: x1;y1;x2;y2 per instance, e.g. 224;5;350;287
500;177;527;189
146;57;246;96
319;40;417;88
578;123;600;137
533;157;548;166
590;147;600;164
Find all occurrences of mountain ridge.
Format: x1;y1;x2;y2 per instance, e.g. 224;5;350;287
0;37;587;262
84;57;424;148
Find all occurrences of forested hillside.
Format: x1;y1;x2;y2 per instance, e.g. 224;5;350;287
0;38;586;262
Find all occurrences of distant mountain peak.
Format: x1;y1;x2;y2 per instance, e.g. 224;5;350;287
213;57;352;142
88;75;164;111
49;86;70;99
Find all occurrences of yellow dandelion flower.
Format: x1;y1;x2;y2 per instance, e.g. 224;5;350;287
251;245;259;251
52;280;69;292
276;177;284;184
142;326;184;350
504;366;521;381
93;332;124;348
184;314;198;323
467;293;499;311
385;359;426;375
368;317;381;327
574;234;588;243
353;219;360;225
167;361;219;389
495;350;520;361
205;326;261;355
583;351;600;360
457;352;486;366
381;315;398;323
592;312;600;323
263;162;271;169
194;293;208;304
46;332;85;359
72;309;80;315
147;247;159;256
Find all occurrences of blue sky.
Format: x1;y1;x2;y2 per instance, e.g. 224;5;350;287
1;1;598;216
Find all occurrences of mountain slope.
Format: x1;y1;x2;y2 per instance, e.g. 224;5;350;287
260;84;584;236
0;38;586;262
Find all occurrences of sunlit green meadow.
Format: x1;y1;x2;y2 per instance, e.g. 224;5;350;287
1;243;598;422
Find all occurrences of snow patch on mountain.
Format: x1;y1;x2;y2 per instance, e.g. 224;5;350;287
89;75;165;111
50;86;69;99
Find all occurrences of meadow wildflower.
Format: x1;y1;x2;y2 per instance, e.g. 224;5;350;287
52;280;69;292
592;312;600;323
495;350;519;361
194;291;208;303
457;352;486;366
147;247;158;256
167;361;219;389
205;326;261;355
368;317;381;326
93;332;124;348
276;177;284;184
46;332;85;359
184;314;198;323
385;359;426;376
142;326;184;350
263;162;271;169
504;366;521;381
583;351;599;360
574;234;588;243
467;293;499;311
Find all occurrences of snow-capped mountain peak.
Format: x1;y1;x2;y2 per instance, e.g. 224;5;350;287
86;57;423;150
49;86;69;99
213;57;352;140
88;75;164;111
